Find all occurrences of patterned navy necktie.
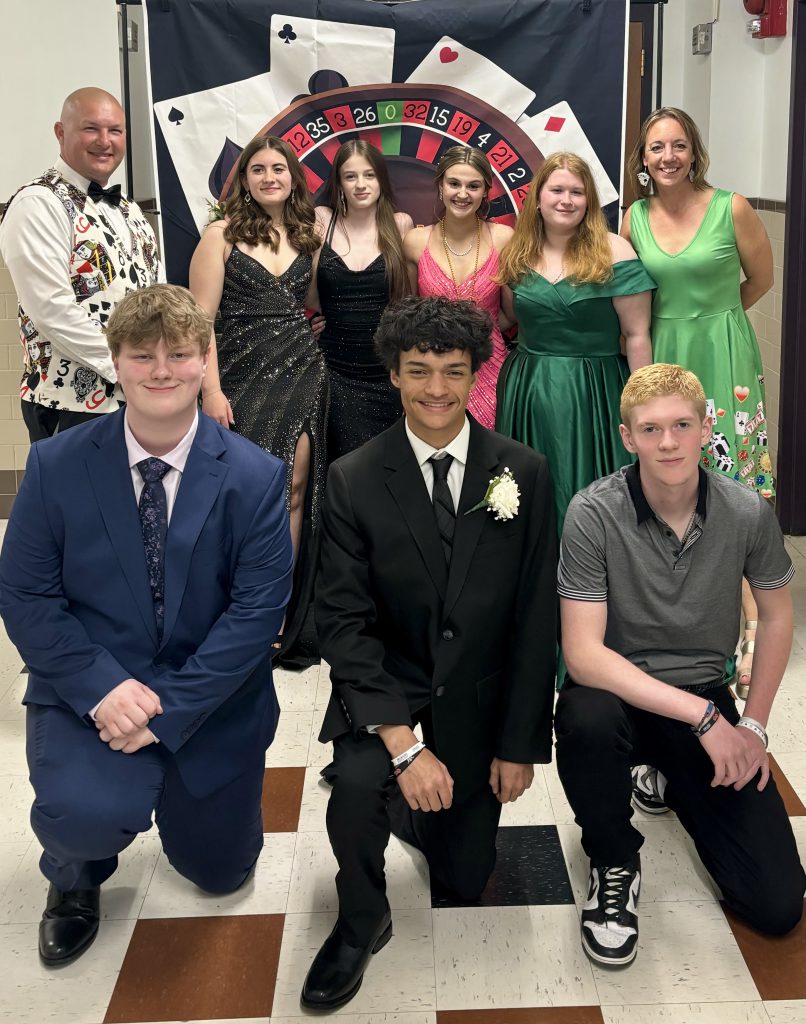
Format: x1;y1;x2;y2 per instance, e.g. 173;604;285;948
429;454;455;564
137;457;171;639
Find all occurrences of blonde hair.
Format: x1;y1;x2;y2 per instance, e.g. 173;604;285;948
497;153;613;286
106;284;212;358
620;363;707;425
627;107;711;198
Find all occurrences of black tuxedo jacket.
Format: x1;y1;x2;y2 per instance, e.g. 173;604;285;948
316;415;557;800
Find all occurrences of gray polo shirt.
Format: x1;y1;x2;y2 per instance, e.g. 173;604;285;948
558;463;794;690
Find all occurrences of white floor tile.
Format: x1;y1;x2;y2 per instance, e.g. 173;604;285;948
0;717;26;776
297;766;331;833
274;664;320;713
1;775;36;843
602;1002;770;1023
765;1001;806;1023
265;711;314;768
307;707;330;766
286;832;430;915
432;904;598;1009
542;759;577;824
0;841;30;899
139;831;296;918
0;918;136;1024
0;674;25;721
499;766;555;825
773;750;806;807
557;820;717;907
273;1015;437;1024
272;909;435;1016
591;902;759;1005
0;835;161;925
766;691;806;754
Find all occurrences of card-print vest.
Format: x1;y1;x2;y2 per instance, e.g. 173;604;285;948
9;168;161;413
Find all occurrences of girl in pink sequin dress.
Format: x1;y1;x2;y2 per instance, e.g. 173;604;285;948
403;146;513;429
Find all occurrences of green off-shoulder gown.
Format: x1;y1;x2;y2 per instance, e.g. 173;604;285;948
629;189;774;496
496;260;656;533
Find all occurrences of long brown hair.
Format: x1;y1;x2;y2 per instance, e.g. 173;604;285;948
224;135;318;254
627;106;711;198
497;152;613;286
324;140;409;301
434;145;493;219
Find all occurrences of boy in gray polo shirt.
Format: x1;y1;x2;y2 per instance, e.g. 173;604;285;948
555;363;804;967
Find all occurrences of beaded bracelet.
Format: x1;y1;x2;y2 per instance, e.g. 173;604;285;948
737;716;768;749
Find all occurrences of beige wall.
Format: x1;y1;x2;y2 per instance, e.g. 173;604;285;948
0;254;26;516
746;208;786;469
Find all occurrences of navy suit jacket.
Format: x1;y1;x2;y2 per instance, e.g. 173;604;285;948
0;410;293;797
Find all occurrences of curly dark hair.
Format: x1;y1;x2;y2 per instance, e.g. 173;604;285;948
374;295;493;373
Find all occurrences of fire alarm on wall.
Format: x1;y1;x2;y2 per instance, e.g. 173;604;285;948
692;23;713;54
743;0;787;38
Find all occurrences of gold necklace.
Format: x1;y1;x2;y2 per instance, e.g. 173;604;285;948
441;217;481;301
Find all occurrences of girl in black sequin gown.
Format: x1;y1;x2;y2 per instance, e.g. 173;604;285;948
311;141;412;461
189;135;327;666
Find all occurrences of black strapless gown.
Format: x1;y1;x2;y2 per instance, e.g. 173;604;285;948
316;244;401;462
219;246;328;665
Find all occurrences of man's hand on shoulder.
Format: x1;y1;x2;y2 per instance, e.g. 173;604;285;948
103;725;158;754
699;714;765;789
94;679;162;739
397;749;454;812
490;758;534;803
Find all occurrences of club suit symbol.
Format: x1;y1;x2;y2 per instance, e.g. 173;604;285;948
278;23;296;44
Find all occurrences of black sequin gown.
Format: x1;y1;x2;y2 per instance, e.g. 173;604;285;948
316;216;402;461
219;246;328;664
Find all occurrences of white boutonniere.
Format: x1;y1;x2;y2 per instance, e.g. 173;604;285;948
466;467;520;521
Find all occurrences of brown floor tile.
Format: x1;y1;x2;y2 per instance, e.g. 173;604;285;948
261;765;305;831
771;754;806;816
723;900;806;1000
0;494;16;517
104;914;284;1023
437;1009;605;1024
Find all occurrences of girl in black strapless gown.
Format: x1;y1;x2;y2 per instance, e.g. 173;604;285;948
313;141;412;461
190;135;327;667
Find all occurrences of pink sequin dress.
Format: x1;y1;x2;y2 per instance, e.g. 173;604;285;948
417;231;507;430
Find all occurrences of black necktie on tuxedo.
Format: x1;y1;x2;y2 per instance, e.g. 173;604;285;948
88;181;123;207
429;454;455;564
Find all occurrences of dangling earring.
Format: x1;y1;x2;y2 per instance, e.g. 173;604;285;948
244;190;252;204
439;187;444;202
637;168;650;188
289;187;295;204
688;161;696;183
339;189;347;216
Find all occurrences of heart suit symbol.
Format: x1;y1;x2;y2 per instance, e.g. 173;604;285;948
734;385;750;402
440;46;459;63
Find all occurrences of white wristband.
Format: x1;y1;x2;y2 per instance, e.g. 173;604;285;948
737;717;768;749
391;740;425;766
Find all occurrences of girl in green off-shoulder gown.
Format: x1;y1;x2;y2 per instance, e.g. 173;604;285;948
496;154;655;533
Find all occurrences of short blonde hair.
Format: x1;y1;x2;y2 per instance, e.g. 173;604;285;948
106;284;212;358
620;363;707;425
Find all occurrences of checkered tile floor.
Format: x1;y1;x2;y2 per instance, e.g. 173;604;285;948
1;532;805;1023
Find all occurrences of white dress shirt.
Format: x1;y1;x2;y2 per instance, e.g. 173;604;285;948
124;410;199;521
404;415;470;510
0;157;165;384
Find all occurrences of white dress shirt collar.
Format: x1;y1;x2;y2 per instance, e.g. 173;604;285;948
54;156;92;194
405;415;470;468
124;411;199;475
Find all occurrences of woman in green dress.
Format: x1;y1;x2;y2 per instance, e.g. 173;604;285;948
622;107;774;698
496;152;654;534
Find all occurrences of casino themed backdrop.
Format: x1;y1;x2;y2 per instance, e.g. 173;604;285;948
143;0;628;284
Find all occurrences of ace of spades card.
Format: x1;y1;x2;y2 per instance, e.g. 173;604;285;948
268;14;396;110
154;73;282;235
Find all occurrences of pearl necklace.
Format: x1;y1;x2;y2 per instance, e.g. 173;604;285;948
440;218;476;257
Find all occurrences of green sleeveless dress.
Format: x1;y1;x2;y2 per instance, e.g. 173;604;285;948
496;260;656;533
629;189;774;496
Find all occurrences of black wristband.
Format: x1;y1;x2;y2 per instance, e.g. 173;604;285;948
391;746;424;778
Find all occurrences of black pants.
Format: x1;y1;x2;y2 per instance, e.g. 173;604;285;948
327;705;502;945
555;682;805;935
21;401;101;443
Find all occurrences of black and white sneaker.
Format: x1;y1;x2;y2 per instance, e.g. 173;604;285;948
580;856;641;965
631;765;669;815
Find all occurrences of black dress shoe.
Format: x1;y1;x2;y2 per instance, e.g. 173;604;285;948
39;884;100;966
301;910;393;1010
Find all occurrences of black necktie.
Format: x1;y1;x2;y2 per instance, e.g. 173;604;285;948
137;458;171;639
88;181;123;207
429;454;455;564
